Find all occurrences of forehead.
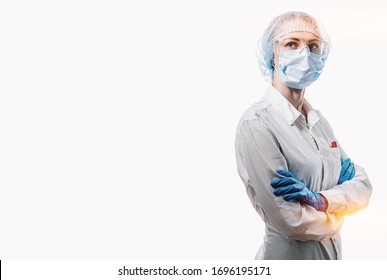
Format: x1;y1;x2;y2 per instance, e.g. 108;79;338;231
281;31;320;41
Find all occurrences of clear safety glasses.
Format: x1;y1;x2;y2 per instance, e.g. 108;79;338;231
273;38;328;57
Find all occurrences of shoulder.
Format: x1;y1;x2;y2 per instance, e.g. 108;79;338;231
235;96;274;139
315;110;334;131
238;96;272;124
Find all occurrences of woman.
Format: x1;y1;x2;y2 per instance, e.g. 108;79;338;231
234;11;372;260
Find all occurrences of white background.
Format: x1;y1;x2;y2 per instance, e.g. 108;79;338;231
0;0;386;259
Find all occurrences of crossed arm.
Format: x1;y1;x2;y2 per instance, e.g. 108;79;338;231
236;118;372;242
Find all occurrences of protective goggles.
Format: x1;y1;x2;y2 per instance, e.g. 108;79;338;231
273;37;329;57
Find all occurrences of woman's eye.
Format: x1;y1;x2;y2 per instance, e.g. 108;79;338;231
309;44;320;53
285;42;295;47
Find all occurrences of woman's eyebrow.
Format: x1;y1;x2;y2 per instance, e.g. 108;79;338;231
282;37;321;45
283;37;320;42
282;37;300;41
307;38;321;43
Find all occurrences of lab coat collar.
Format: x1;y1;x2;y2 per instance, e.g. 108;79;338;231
265;85;320;127
303;99;320;128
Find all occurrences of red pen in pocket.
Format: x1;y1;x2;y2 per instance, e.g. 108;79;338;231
331;141;337;148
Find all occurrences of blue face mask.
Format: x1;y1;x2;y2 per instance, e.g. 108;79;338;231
275;46;325;89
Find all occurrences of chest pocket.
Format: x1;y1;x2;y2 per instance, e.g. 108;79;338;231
311;125;341;190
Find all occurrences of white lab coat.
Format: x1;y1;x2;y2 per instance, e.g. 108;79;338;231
234;85;372;259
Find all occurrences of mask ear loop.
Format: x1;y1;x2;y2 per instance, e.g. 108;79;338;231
271;39;281;73
270;39;282;80
271;60;277;71
272;39;280;56
270;40;278;73
270;55;279;82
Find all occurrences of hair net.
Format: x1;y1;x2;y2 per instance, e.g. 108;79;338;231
257;11;331;80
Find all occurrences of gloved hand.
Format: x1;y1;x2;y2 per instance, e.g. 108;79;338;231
271;170;327;211
338;158;355;185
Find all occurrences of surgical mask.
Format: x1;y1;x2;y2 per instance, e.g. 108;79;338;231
275;46;325;89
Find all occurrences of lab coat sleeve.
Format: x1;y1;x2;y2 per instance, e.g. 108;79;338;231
319;141;373;215
235;118;343;242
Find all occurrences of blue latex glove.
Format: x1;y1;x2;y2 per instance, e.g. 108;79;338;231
338;158;355;185
271;170;327;211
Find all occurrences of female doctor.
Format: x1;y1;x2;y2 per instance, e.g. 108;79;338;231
234;11;372;260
